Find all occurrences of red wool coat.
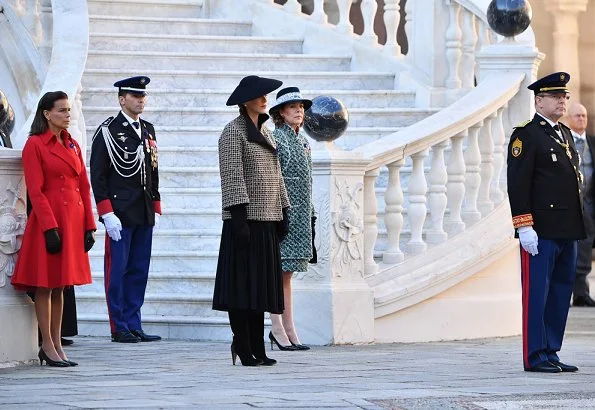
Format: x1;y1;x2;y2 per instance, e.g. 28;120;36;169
11;129;95;290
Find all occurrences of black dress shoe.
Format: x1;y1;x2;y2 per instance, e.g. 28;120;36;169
550;361;578;372
61;338;74;346
111;330;141;343
524;361;562;373
573;295;595;307
130;329;162;342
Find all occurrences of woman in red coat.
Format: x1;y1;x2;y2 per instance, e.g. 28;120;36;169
11;91;96;367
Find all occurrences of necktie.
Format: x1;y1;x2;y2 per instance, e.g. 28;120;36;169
132;121;140;129
553;124;560;132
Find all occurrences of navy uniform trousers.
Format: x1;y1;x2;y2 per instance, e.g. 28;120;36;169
521;239;576;369
104;226;153;333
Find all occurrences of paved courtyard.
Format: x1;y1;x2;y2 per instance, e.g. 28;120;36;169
1;308;594;409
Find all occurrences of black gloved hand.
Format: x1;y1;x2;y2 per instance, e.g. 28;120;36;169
84;230;96;253
44;228;61;254
309;216;317;264
277;207;290;242
229;205;250;247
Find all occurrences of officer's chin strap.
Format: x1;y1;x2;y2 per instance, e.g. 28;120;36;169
101;126;146;186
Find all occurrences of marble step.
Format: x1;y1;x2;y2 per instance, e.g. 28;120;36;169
78;292;218;317
82;88;414;109
83;106;433;128
89;33;303;54
89;248;219;272
86;271;217;295
89;15;252;36
77;313;231;341
82;70;395;91
85;51;352;72
86;146;220;167
85;125;402;150
88;0;206;18
94;229;221;252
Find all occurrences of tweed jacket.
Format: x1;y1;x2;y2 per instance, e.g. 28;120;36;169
219;114;290;221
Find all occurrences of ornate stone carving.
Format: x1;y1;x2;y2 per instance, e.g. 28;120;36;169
331;178;363;278
0;178;26;287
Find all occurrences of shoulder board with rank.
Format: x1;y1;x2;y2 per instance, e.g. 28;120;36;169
92;116;115;142
513;119;531;129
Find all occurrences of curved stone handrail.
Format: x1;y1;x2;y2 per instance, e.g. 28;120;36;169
13;0;89;148
355;72;524;170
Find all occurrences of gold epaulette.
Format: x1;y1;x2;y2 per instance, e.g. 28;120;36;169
513;120;531;129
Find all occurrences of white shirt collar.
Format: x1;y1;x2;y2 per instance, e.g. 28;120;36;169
120;111;141;136
572;130;586;140
536;112;559;129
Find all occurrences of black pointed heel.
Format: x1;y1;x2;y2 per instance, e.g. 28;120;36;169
231;343;261;366
290;341;311;351
268;332;297;351
63;359;78;366
38;349;69;367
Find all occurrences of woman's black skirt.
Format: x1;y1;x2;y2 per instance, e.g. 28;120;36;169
212;220;284;313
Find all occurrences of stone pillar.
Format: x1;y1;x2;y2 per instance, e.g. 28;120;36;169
543;0;589;101
0;149;36;366
292;145;374;345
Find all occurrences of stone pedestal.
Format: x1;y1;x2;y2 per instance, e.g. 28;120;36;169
292;142;374;345
0;149;36;366
477;42;545;128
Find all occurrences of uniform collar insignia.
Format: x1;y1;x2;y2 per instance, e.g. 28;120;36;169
122;121;129;127
118;135;128;142
539;121;546;125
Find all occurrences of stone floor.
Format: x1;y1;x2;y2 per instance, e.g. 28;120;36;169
1;307;594;409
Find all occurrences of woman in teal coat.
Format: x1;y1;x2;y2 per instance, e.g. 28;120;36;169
268;87;316;351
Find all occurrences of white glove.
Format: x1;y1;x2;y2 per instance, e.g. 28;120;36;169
102;212;122;242
518;226;538;256
154;213;160;231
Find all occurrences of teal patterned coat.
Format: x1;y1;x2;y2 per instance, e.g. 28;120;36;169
274;123;314;272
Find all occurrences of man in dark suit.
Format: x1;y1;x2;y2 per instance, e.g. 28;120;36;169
507;72;585;373
90;76;162;343
568;102;595;307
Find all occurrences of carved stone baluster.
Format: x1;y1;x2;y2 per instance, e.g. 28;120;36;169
444;1;462;89
490;108;506;204
460;10;477;89
383;0;401;56
462;121;483;225
383;160;405;264
363;168;380;276
477;21;492;50
478;116;494;215
336;0;354;34
446;132;466;235
284;0;302;15
404;0;413;59
311;0;328;24
407;150;429;254
360;0;378;45
426;141;448;244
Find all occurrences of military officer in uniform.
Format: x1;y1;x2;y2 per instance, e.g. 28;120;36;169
507;72;585;373
90;76;162;343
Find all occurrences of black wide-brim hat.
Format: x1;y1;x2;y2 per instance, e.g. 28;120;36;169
269;87;313;113
226;75;283;106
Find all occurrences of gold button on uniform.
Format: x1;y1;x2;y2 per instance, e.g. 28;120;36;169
550;204;554;208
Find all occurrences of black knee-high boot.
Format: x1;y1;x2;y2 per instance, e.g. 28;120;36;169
228;310;261;366
249;312;276;366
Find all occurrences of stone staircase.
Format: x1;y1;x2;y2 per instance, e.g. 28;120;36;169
77;0;430;340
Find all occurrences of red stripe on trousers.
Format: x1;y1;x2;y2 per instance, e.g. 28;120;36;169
104;234;115;333
521;248;530;368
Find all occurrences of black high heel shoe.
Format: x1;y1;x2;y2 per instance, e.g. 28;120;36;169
62;359;78;366
290;341;311;351
231;344;262;366
38;349;69;367
268;332;298;351
254;355;277;366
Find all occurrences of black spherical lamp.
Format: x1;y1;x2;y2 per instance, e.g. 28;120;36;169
486;0;532;38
